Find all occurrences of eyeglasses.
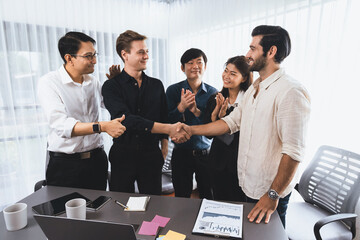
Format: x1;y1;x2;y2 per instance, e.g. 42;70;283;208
71;52;98;61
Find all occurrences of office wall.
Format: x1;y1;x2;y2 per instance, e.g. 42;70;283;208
1;1;360;237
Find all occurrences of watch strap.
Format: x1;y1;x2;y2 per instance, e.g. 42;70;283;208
92;122;101;133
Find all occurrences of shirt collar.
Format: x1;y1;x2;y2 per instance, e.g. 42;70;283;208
184;79;207;93
59;65;92;86
253;68;285;90
121;70;147;83
228;90;244;108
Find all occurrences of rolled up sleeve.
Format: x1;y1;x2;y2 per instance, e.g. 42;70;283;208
222;104;242;134
277;87;311;162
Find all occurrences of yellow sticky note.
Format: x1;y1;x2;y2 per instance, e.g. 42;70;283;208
163;230;186;240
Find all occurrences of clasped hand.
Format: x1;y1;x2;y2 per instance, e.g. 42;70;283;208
169;122;192;144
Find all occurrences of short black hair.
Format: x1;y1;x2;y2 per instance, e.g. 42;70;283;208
251;25;291;63
180;48;207;67
58;32;96;63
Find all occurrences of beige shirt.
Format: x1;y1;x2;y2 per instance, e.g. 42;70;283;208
222;68;311;199
37;65;104;153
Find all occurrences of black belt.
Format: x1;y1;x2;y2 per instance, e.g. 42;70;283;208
50;147;103;160
175;148;210;157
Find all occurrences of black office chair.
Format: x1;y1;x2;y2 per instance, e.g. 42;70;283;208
34;171;112;192
161;141;174;195
286;145;360;240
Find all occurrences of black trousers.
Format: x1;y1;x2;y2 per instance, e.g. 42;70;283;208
171;148;213;199
109;143;163;195
46;148;108;190
211;168;246;201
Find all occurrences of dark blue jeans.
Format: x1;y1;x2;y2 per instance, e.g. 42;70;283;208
239;187;291;228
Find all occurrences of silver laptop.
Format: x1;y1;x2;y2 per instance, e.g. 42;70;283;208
34;214;138;240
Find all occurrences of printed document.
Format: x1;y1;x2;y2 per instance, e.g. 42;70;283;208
192;199;243;239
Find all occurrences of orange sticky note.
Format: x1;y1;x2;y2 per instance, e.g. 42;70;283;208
162;230;186;240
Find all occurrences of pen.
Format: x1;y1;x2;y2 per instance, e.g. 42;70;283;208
114;200;128;209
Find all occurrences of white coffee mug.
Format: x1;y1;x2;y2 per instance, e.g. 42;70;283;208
3;203;28;231
65;198;86;220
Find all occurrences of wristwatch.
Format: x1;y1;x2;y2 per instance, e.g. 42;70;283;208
268;189;280;200
92;122;101;133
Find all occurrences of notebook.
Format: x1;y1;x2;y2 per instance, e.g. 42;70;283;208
124;196;151;211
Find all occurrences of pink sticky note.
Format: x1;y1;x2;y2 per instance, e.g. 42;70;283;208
151;215;171;227
138;221;160;236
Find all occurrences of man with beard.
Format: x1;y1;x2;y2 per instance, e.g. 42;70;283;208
38;32;126;190
173;25;311;227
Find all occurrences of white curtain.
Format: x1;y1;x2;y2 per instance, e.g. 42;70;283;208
0;0;169;210
1;0;360;230
168;0;360;162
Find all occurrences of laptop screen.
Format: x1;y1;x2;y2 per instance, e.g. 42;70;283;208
34;214;137;240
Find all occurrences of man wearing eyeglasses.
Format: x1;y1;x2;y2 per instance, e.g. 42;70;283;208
37;32;126;190
102;30;168;195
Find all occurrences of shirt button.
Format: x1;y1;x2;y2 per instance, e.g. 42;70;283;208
135;83;137;86
135;135;139;138
145;128;148;131
138;108;140;112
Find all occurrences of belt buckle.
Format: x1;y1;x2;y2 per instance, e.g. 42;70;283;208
192;150;197;156
80;152;91;159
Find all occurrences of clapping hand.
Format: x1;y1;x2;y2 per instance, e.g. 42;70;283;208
211;93;228;121
178;89;196;113
106;65;121;79
218;96;229;119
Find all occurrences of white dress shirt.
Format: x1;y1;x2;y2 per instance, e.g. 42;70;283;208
222;68;311;199
37;65;104;154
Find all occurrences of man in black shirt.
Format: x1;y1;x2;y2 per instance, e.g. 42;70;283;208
102;30;168;195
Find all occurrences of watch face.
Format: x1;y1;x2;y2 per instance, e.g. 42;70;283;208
268;190;279;200
93;124;100;133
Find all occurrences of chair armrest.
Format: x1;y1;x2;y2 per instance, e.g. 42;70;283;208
34;180;47;192
294;183;299;192
314;213;357;240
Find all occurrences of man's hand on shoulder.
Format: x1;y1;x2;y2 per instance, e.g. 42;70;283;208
102;115;126;138
247;193;278;224
105;65;121;80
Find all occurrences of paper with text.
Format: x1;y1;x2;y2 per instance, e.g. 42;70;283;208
192;199;243;238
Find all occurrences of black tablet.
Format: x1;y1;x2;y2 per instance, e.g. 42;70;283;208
32;192;91;216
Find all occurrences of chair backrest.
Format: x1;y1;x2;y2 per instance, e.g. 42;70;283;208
298;145;360;214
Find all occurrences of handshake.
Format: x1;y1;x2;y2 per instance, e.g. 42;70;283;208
167;122;193;144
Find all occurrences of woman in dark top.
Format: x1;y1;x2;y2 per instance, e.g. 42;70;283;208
204;55;252;201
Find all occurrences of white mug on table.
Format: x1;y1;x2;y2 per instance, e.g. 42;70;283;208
65;198;86;220
3;202;28;231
